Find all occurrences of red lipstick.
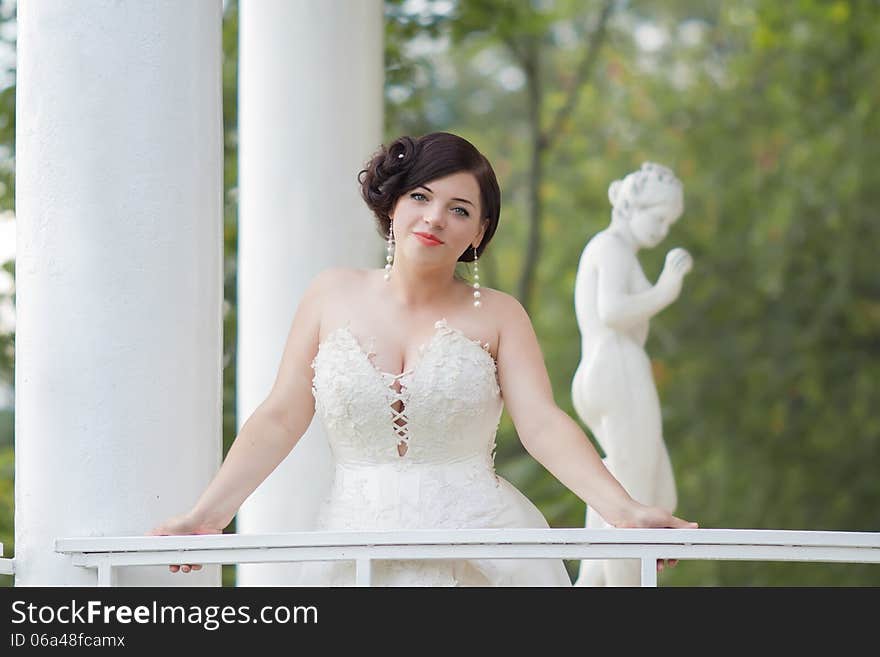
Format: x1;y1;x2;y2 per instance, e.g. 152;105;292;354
414;232;444;245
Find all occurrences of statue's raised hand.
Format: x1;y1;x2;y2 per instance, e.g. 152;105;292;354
657;247;693;302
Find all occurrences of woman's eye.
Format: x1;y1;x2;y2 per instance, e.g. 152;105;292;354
410;192;427;201
452;207;470;217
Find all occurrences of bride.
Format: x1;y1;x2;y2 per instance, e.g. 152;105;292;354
150;132;697;585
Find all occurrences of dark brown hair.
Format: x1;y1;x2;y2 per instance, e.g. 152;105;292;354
358;132;501;262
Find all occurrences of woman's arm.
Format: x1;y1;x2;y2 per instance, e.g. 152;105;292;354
494;291;695;529
594;243;690;333
153;268;345;534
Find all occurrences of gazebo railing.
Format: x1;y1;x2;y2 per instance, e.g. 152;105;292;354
53;528;880;587
0;542;13;575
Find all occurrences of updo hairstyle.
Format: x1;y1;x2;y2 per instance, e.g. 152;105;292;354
358;132;501;262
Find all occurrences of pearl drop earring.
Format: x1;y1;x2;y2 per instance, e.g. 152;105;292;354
472;246;481;308
384;224;394;281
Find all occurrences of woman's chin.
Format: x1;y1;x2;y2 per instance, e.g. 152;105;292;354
405;245;448;260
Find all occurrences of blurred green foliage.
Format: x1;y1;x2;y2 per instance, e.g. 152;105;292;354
1;0;877;586
0;0;14;587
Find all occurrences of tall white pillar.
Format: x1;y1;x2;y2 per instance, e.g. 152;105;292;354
15;1;224;585
236;0;383;585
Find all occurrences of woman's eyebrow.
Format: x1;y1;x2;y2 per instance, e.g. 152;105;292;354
417;185;475;207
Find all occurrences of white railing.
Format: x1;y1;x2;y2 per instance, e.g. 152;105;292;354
54;528;880;587
0;542;13;575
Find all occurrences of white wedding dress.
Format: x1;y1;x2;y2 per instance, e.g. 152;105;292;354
301;318;572;586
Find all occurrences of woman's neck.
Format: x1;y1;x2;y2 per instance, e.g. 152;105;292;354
386;258;461;309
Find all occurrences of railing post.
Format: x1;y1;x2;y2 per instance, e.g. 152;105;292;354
355;559;373;587
640;556;658;587
96;557;116;588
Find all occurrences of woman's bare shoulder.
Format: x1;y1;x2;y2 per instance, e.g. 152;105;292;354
468;287;537;361
299;268;369;317
468;286;528;336
477;286;524;317
310;266;370;287
310;268;379;330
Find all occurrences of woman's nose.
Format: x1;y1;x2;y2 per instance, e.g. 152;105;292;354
424;212;444;227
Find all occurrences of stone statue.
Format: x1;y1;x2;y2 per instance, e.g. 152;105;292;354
571;162;691;586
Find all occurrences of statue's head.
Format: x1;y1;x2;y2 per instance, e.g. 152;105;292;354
608;162;684;249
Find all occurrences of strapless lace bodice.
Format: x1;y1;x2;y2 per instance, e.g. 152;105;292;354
311;318;502;466
305;318;571;586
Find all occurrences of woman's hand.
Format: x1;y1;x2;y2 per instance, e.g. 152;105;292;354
612;502;699;573
147;512;223;574
617;503;698;530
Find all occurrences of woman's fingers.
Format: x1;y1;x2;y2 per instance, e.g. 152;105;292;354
168;563;203;573
148;514;218;574
656;558;681;573
669;514;698;529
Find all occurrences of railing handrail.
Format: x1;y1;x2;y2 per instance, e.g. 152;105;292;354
56;528;880;554
49;528;880;587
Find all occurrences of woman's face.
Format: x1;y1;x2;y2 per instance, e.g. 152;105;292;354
628;200;682;249
390;171;486;265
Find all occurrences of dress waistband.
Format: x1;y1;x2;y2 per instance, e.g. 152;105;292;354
334;452;494;471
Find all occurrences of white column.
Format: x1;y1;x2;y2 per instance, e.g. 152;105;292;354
236;0;383;585
15;1;224;585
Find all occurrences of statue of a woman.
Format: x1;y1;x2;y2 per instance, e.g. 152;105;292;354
572;162;692;586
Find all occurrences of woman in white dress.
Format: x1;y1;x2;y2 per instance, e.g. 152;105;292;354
151;133;697;585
